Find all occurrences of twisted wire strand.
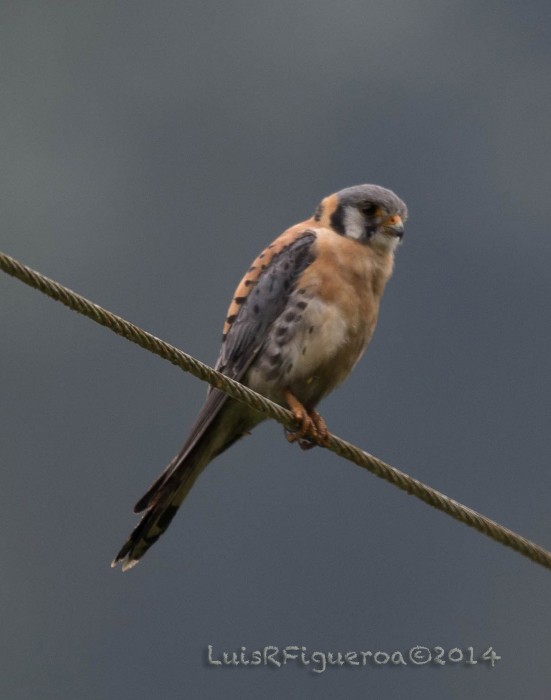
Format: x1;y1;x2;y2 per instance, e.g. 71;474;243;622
2;249;550;570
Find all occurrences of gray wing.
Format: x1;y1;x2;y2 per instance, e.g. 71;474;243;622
132;230;317;514
214;230;317;380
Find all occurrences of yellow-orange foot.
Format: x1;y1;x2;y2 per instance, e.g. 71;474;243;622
309;409;330;447
284;390;330;450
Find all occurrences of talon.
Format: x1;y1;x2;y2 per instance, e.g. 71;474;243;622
310;410;330;447
298;436;318;450
284;428;317;450
285;427;299;444
283;389;330;449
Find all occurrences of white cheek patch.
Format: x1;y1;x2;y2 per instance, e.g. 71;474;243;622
342;207;400;251
343;207;366;240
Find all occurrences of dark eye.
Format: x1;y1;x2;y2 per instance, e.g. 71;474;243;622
361;204;378;217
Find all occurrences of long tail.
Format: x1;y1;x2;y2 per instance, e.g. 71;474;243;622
112;394;258;571
111;441;212;571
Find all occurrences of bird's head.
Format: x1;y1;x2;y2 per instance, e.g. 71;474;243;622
314;184;408;251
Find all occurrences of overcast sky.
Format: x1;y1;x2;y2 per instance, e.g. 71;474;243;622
2;2;551;698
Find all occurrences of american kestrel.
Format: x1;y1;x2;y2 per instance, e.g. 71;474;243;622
112;184;407;570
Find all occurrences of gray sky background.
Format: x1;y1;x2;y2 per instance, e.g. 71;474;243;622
2;2;551;698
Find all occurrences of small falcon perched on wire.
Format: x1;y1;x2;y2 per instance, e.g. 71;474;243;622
112;184;408;570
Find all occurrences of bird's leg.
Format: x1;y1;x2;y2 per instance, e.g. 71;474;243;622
309;409;330;446
283;389;330;450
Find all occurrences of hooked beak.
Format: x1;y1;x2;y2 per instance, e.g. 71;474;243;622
385;214;404;239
